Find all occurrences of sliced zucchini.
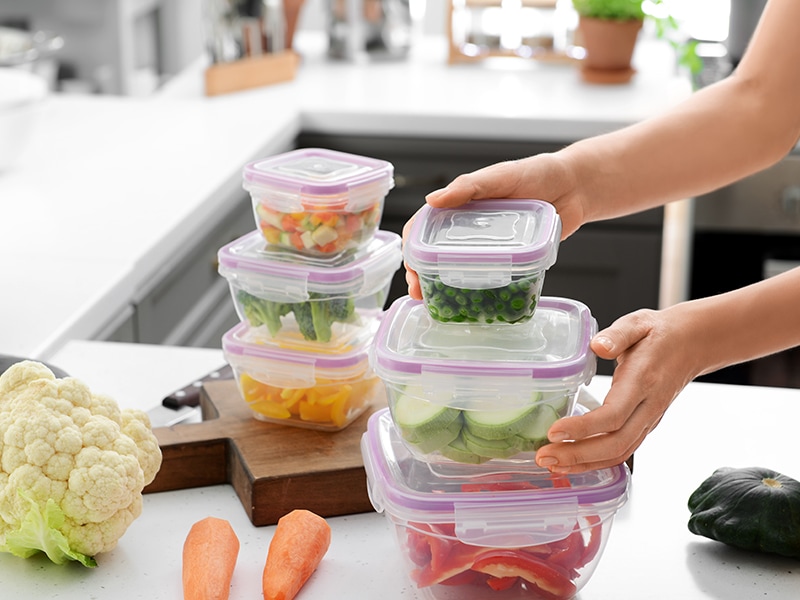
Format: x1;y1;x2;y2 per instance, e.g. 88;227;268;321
517;404;559;443
461;428;521;459
439;433;489;464
463;405;538;441
393;391;462;453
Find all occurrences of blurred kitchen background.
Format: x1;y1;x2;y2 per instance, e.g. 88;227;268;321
4;0;799;390
0;0;740;96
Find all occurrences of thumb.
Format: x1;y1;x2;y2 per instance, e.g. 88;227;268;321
590;312;653;360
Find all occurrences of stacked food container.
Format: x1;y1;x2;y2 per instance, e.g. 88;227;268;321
362;200;631;598
218;148;403;431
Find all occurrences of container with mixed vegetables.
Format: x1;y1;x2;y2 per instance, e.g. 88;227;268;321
243;148;393;257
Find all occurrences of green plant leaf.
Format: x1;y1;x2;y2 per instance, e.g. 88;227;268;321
0;489;97;567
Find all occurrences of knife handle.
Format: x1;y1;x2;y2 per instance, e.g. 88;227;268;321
162;364;234;409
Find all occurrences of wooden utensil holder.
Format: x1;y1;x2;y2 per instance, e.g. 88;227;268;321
204;51;299;97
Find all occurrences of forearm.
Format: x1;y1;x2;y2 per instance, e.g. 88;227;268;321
560;0;800;224
670;267;800;377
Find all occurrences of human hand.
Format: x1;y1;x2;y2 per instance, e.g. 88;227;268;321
403;153;584;300
535;305;702;473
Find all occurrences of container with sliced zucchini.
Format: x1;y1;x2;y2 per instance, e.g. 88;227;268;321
371;295;598;463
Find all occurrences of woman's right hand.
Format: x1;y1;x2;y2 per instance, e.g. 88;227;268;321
403;151;584;299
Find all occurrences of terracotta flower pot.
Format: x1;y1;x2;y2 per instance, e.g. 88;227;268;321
578;16;643;84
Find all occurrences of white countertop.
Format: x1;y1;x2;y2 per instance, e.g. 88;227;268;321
2;340;796;600
1;34;692;360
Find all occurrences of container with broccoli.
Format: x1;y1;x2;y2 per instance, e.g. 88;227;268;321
370;295;597;463
404;199;561;325
218;229;402;349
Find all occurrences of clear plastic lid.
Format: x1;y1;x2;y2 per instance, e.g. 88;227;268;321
404;199;561;288
361;409;629;547
222;322;373;388
218;230;402;303
242;148;394;210
371;296;597;404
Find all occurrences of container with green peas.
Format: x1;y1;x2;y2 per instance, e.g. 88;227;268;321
404;200;561;325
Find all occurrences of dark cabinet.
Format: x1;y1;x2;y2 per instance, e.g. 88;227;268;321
296;133;663;375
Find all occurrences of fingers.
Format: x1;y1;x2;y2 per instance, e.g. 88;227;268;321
405;266;422;300
425;161;525;207
590;309;655;361
536;400;653;474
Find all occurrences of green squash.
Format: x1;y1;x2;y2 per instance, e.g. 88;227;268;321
687;466;800;559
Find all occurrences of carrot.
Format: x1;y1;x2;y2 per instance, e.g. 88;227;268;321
262;509;332;600
182;516;240;600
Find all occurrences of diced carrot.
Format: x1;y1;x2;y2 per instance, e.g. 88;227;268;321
289;231;305;251
281;214;298;232
316;241;339;254
182;517;240;600
344;213;363;233
263;510;331;600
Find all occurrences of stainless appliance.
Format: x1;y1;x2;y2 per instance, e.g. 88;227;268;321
690;152;800;388
328;0;412;61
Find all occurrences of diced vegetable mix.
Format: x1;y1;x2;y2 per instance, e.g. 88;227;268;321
419;274;542;324
402;478;603;598
237;290;356;343
239;373;378;428
255;199;383;255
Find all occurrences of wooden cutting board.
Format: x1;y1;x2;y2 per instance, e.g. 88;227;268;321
143;379;386;526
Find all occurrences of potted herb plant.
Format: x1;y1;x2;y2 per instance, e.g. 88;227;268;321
572;0;700;84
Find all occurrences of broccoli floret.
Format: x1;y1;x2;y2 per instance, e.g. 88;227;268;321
292;301;317;341
310;300;332;343
327;296;355;322
237;291;287;336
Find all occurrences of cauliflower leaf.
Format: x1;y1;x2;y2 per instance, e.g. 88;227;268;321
2;489;96;567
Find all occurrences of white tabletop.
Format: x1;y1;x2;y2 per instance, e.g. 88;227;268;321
1;340;797;599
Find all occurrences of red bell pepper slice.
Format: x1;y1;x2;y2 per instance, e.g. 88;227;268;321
411;543;487;588
547;529;585;571
471;550;577;599
575;515;603;570
486;575;519;591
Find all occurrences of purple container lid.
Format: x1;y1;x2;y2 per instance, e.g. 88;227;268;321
222;322;370;371
371;296;597;385
243;148;394;196
218;229;402;294
361;409;629;546
404;200;562;277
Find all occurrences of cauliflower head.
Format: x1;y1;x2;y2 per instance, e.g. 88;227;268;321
0;360;162;566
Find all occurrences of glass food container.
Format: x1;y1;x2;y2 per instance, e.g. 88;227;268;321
222;322;384;430
370;295;596;463
218;229;402;350
243;147;394;257
361;408;630;599
403;199;561;324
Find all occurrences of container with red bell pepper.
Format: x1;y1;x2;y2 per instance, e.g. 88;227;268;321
361;409;630;599
243;148;394;257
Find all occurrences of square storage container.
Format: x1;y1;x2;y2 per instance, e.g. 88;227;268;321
404;199;561;324
222;322;385;430
243;148;394;256
370;295;597;463
218;229;402;351
361;409;630;599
